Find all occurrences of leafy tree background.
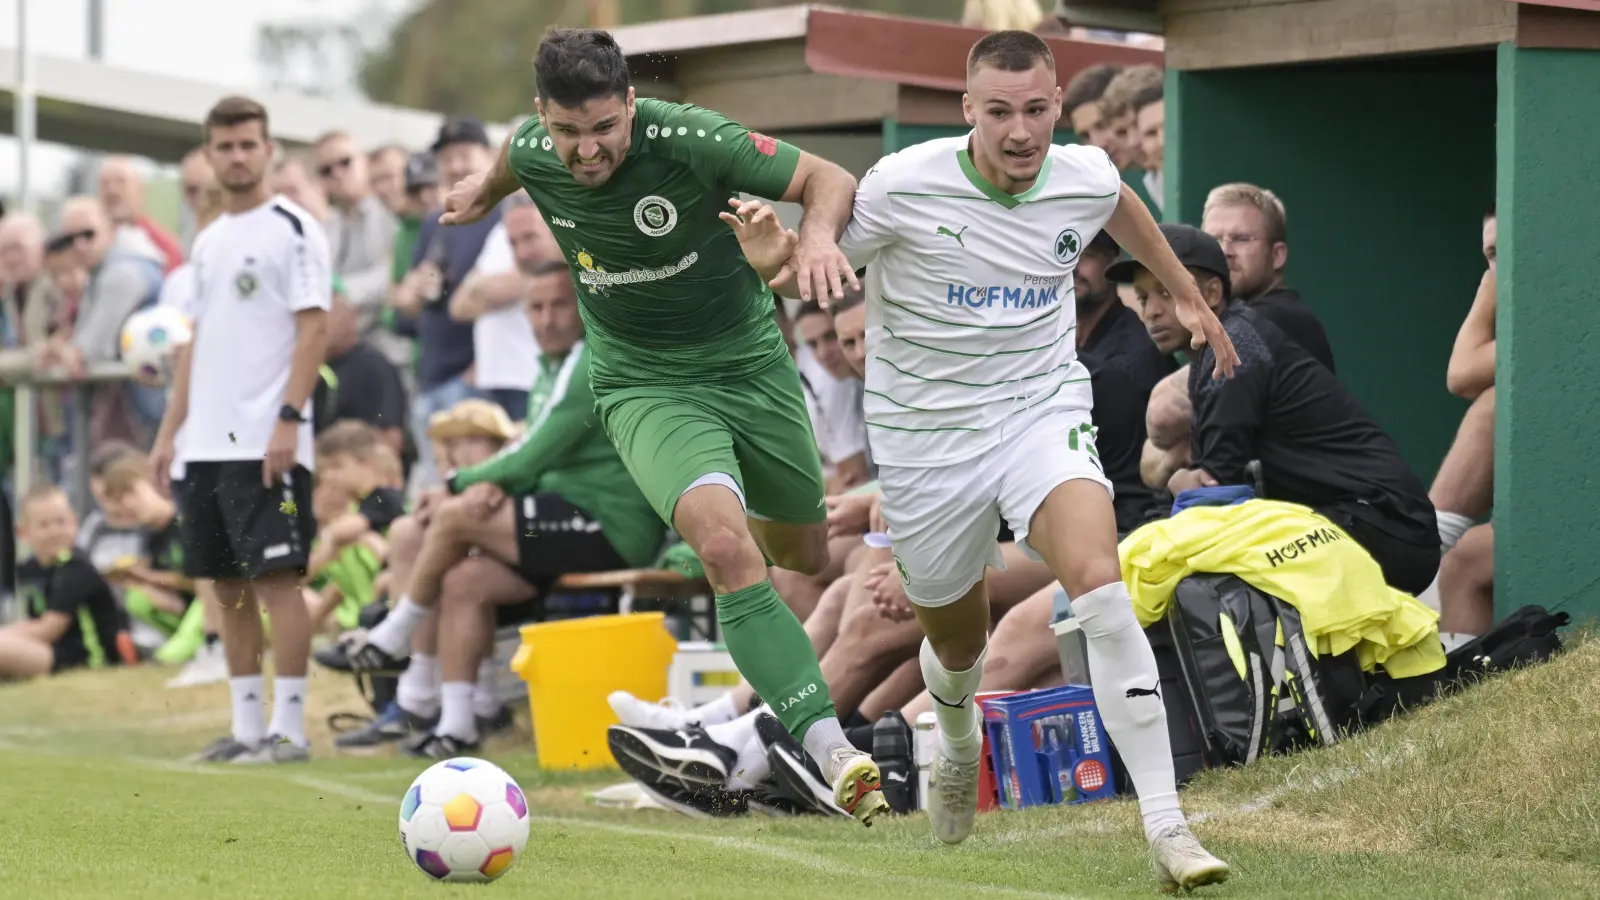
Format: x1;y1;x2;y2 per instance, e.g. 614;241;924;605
349;0;964;120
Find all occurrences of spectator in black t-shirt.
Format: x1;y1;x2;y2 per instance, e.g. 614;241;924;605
98;452;195;646
1201;183;1336;373
1075;230;1174;532
317;279;414;477
0;485;125;679
1110;224;1438;594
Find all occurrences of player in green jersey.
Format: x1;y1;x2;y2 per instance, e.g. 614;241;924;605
399;28;885;824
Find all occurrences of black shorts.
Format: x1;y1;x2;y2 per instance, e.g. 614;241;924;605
509;492;626;591
1316;501;1440;596
179;461;316;581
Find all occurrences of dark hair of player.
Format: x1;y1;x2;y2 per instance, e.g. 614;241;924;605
204;95;270;142
535;28;631;108
1063;63;1122;112
967;30;1056;76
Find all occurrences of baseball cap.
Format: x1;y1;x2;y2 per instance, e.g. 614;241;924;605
1106;223;1232;298
431;115;490;153
404;152;438;193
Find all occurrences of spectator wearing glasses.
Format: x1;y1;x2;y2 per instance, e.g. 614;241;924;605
270;154;333;227
1201;183;1335;373
312;131;398;346
97;156;185;273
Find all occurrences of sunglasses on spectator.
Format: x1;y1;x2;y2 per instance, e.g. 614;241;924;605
317;157;353;178
45;230;93;254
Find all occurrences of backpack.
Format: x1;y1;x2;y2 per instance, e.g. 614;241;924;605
1151;576;1570;783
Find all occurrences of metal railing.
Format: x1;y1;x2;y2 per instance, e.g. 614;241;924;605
5;362;137;513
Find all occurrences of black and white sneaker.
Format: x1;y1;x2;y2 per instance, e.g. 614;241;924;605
477;704;515;738
746;783;809;818
402;731;481;760
315;634;409;675
607;724;737;791
754;712;848;818
333;702;437;751
634;780;750;819
188;735;257;763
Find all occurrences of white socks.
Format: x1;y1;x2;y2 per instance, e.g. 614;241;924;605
437;682;478;743
472;658;502;720
1437;512;1474;553
268;676;308;748
396;652;441;718
801;717;852;776
919;638;985;764
229;675;266;747
1071;581;1184;842
707;709;771;790
694;692;741;727
367;596;428;657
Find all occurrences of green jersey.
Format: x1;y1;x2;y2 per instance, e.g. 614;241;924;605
448;342;663;568
507;98;802;392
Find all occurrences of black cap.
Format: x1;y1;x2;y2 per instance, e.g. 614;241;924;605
404;152;438;192
431;115;490;152
1106;223;1231;298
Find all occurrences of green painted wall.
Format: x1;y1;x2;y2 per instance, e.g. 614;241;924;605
1495;44;1600;624
1166;56;1497;485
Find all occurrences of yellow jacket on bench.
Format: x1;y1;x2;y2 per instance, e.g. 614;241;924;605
1119;500;1445;679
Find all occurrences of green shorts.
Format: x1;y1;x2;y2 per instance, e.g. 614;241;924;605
596;356;827;528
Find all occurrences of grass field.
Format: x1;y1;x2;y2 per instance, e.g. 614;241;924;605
4;639;1599;899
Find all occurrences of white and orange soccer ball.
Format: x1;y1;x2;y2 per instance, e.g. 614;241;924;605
119;306;193;386
398;757;531;883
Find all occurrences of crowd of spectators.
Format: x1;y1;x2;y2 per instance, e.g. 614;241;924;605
0;61;1494;798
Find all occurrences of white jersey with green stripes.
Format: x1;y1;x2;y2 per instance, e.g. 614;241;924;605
838;135;1122;467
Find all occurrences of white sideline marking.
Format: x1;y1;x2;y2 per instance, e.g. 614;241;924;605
1188;741;1419;825
538;816;1084;900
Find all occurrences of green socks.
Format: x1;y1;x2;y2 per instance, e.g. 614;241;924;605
715;580;836;740
153;598;208;665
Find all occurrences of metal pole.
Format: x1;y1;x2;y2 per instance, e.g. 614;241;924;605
87;0;104;60
15;0;35;215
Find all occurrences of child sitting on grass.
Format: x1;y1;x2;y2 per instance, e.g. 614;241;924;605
0;485;130;679
96;452;200;663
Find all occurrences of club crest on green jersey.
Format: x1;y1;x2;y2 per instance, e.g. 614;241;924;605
633;195;678;237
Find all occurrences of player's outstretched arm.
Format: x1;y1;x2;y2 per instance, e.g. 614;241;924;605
1103;183;1240;379
721;198;800;291
775;153;862;305
440;134;522;226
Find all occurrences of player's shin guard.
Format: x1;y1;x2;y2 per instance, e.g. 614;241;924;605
1070;581;1184;842
715;580;836;741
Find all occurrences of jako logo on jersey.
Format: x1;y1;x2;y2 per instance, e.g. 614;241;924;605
1054;227;1084;265
633;195;678;237
778;682;818;713
946;283;1061;309
551;216;575;229
747;132;778;156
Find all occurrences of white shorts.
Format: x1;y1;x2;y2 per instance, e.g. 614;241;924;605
878;407;1112;607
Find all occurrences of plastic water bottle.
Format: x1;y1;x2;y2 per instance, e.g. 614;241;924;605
872;711;915;814
913;712;938;811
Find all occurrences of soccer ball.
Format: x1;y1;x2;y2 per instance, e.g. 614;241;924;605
398;757;531;883
119;307;193;385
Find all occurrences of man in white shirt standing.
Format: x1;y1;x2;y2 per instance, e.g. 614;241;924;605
449;198;556;421
727;31;1236;892
151;95;332;764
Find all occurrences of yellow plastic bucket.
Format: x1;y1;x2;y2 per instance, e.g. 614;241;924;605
510;612;678;771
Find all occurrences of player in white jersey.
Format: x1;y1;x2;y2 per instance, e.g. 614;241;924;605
726;31;1238;892
150;96;333;764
